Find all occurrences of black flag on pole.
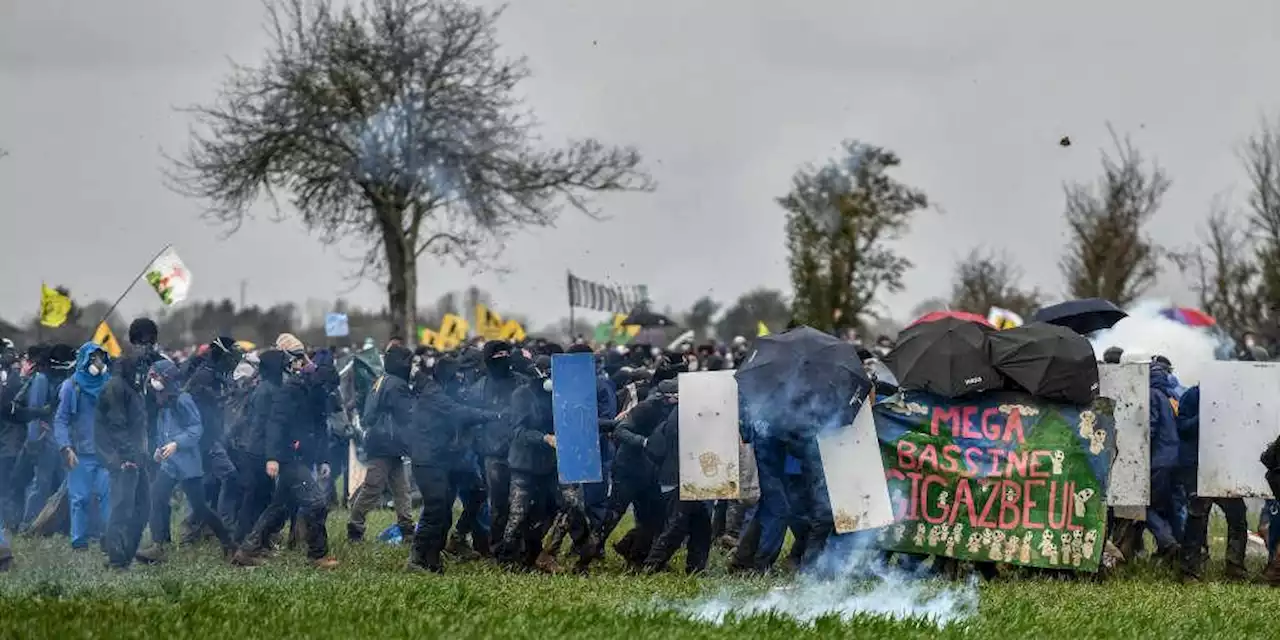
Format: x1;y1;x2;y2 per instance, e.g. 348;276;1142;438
566;272;645;314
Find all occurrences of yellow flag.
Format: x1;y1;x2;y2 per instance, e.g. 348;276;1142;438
435;314;470;351
612;313;640;338
475;304;505;341
92;322;122;359
418;327;440;348
757;321;770;337
39;284;72;328
499;319;526;342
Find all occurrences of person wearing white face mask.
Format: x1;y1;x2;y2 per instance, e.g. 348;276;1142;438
52;342;113;550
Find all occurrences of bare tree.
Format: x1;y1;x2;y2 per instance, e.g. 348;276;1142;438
168;0;653;342
1242;116;1280;331
1060;126;1170;306
949;247;1042;318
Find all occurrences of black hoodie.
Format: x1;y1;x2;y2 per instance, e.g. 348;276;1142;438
360;346;413;459
467;340;526;458
233;350;284;457
93;354;149;469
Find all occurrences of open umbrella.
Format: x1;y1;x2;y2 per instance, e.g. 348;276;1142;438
622;309;677;328
988;322;1099;405
1032;298;1127;335
886;317;1000;398
908;310;993;329
1160;307;1216;328
735;326;871;436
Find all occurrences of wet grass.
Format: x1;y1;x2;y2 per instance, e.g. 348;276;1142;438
0;511;1275;639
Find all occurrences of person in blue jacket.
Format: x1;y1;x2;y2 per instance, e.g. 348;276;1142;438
14;344;74;531
135;359;235;563
53;342;112;550
1146;357;1183;559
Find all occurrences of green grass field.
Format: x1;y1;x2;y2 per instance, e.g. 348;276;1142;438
1;509;1276;639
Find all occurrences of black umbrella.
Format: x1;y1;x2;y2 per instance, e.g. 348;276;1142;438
885;317;1000;398
988;322;1099;405
1032;298;1127;336
622;308;677;328
735;326;871;435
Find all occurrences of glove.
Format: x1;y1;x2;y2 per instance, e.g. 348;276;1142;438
597;419;617;434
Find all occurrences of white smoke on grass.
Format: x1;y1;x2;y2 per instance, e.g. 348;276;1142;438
673;536;978;628
1089;300;1233;386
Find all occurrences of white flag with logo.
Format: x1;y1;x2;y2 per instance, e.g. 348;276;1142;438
145;247;192;306
987;306;1024;330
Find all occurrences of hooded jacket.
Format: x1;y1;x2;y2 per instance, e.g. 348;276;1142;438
614;391;676;479
183;351;233;453
94;355;149;469
0;364;30;457
1149;362;1181;471
266;369;329;466
468;340;526;458
232;349;284;456
53;343;109;456
152;359;205;480
361;346;413;459
644;408;681;488
1175;385;1201;475
409;357;497;467
507;379;557;475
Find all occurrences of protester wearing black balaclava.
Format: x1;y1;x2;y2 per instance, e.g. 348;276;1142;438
404;355;498;573
468;340;524;545
93;340;154;569
590;378;678;570
233;334;337;569
347;346;415;542
179;336;243;545
496;355;561;572
227;350;284;545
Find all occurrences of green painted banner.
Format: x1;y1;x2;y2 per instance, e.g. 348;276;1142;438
874;391;1115;572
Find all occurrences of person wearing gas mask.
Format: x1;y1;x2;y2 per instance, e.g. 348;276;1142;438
178;336;243;545
233;334;338;569
468;340;524;547
13;343;75;531
227;350;283;545
496;355;561;572
135;359;237;564
96;326;157;569
405;355;499;573
347;345;415;543
52;342;113;550
591;377;679;570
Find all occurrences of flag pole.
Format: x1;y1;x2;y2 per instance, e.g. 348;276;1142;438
94;243;174;334
566;271;575;343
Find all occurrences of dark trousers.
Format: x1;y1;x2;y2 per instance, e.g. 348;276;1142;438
483;456;511;547
0;455;17;529
242;461;329;560
410;464;452;570
181;443;237;541
14;439;61;528
449;467;489;552
596;470;663;565
497;471;557;566
1181;476;1248;580
150;471;233;550
230;450;273;545
348;456;414;538
645;493;713;573
103;465;149;568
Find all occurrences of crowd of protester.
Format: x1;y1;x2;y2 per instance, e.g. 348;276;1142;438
4;317;1280;588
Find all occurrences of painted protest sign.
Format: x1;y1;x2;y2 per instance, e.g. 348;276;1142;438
325;313;350;338
1098;363;1149;506
1198;362;1280;498
818;401;894;534
875;391;1114;572
678;371;741;500
552;353;603;484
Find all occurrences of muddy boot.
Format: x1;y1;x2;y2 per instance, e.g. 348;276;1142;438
231;550;265;567
135;543;168;565
534;550;562;574
1263;552;1280;586
346;522;364;543
445;532;480;562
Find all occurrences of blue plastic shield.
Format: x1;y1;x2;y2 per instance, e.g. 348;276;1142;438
552;353;603;483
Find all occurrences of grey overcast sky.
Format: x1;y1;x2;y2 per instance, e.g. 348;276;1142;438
3;1;1280;330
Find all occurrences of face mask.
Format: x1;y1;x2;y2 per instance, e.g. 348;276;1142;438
542;379;553;393
87;363;105;376
149;377;166;392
